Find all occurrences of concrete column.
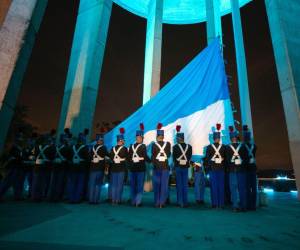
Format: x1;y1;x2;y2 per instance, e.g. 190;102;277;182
0;0;12;26
205;0;234;142
142;0;163;104
265;0;300;199
57;0;112;138
230;0;253;132
205;0;222;45
0;0;48;152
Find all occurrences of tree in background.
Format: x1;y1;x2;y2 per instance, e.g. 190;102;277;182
5;105;38;150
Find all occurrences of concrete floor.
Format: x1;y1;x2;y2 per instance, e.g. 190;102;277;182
0;187;299;250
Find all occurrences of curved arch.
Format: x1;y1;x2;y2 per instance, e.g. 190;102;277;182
113;0;252;24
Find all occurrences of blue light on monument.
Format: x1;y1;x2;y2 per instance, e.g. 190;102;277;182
263;188;274;193
113;0;251;24
275;175;289;181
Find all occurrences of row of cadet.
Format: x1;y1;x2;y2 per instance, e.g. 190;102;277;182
0;123;257;211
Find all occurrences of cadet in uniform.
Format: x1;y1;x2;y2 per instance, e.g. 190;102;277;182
192;159;206;204
110;128;128;204
242;125;257;210
151;123;171;208
22;133;37;198
204;124;226;209
225;126;247;212
69;133;90;203
82;128;90;201
128;123;151;207
0;133;24;201
44;130;57;198
62;128;73;200
32;135;56;201
89;132;109;204
173;125;192;207
49;134;72;202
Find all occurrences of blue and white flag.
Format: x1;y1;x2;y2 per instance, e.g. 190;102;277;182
104;39;233;161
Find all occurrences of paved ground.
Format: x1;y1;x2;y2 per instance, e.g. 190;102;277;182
0;187;299;250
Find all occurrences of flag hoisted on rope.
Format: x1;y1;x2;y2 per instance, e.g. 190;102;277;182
105;38;233;162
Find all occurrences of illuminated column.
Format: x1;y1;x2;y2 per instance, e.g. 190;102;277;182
265;0;300;199
0;0;12;26
142;0;163;104
205;0;222;45
57;0;112;138
231;0;253;132
206;0;233;141
0;0;48;152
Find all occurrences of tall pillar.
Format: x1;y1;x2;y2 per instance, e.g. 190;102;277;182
142;0;163;104
0;0;48;152
205;0;222;45
265;0;300;199
0;0;12;26
57;0;112;138
206;0;233;142
231;0;253;132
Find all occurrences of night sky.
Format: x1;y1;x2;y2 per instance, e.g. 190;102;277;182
17;0;292;170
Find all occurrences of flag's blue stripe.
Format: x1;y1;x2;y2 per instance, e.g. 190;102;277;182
104;39;229;147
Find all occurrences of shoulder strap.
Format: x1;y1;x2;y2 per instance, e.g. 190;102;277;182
229;143;242;162
113;146;125;162
211;144;222;161
73;145;85;161
155;142;167;160
132;143;142;154
155;142;167;152
37;145;49;160
56;145;66;161
176;144;189;161
93;145;103;155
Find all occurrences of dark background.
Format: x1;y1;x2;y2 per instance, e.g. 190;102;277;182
16;0;292;170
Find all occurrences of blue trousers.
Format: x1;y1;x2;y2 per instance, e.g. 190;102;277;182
0;167;24;200
44;168;52;198
194;171;205;202
210;170;225;207
229;172;238;208
224;171;231;205
83;169;90;201
32;167;51;201
64;170;72;200
130;171;145;205
153;169;169;206
68;171;85;203
238;172;247;209
14;168;25;199
88;170;104;203
108;175;112;200
24;169;33;198
111;172;125;202
229;171;247;209
175;167;189;206
246;170;257;210
49;167;66;201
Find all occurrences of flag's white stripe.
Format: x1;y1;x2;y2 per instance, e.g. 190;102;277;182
143;99;226;157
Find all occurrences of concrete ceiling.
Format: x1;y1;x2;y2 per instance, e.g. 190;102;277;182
113;0;252;24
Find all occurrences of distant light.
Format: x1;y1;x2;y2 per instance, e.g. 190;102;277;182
290;190;298;194
206;174;210;179
275;175;289;180
104;183;109;188
263;188;274;193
